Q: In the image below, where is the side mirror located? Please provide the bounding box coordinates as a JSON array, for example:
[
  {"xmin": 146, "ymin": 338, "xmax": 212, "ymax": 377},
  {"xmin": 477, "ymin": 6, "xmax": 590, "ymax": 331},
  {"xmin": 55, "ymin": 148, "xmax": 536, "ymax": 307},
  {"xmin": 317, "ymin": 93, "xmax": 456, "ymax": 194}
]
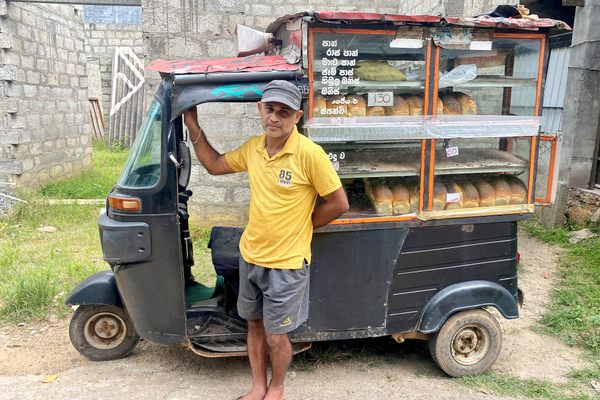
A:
[{"xmin": 177, "ymin": 140, "xmax": 192, "ymax": 188}]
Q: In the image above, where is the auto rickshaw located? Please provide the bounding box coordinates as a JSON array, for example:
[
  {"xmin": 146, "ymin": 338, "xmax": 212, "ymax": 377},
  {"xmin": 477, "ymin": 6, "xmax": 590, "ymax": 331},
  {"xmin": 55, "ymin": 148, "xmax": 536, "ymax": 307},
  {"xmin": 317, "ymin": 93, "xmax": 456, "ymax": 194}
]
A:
[{"xmin": 66, "ymin": 10, "xmax": 569, "ymax": 377}]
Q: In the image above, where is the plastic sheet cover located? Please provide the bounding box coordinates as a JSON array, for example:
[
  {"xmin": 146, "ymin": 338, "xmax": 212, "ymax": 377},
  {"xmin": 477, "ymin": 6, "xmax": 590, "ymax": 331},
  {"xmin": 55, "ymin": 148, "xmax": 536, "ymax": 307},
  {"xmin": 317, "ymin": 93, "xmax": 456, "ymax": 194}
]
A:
[{"xmin": 306, "ymin": 115, "xmax": 540, "ymax": 142}]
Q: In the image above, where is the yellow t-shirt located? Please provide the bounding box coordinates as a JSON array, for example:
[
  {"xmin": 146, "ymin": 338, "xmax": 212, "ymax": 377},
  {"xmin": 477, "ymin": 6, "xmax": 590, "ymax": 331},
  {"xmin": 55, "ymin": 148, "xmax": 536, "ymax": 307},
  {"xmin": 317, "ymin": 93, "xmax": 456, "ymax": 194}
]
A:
[{"xmin": 224, "ymin": 126, "xmax": 341, "ymax": 269}]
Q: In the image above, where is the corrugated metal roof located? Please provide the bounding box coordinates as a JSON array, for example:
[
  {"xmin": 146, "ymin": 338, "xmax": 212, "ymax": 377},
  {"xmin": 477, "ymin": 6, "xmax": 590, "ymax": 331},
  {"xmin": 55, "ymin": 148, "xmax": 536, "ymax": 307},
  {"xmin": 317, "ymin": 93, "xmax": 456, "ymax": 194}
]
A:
[
  {"xmin": 267, "ymin": 11, "xmax": 572, "ymax": 33},
  {"xmin": 543, "ymin": 46, "xmax": 570, "ymax": 108}
]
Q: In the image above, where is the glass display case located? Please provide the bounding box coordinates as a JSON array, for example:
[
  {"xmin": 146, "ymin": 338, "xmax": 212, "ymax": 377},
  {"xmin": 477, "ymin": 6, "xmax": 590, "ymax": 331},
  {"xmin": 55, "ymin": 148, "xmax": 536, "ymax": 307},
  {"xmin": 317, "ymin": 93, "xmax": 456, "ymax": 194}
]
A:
[{"xmin": 305, "ymin": 26, "xmax": 549, "ymax": 223}]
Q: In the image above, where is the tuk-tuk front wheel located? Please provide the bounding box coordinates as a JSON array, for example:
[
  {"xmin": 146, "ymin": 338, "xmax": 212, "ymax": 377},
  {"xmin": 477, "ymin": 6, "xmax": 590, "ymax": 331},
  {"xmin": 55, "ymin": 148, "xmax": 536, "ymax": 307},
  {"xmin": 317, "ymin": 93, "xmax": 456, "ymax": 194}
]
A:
[
  {"xmin": 428, "ymin": 309, "xmax": 502, "ymax": 378},
  {"xmin": 69, "ymin": 304, "xmax": 140, "ymax": 361}
]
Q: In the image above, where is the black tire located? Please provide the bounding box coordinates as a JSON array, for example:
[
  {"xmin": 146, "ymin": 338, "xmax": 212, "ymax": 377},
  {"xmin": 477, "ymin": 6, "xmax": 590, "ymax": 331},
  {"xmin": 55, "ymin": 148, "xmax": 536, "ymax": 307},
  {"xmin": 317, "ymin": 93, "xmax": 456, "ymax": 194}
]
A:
[
  {"xmin": 69, "ymin": 304, "xmax": 140, "ymax": 361},
  {"xmin": 428, "ymin": 309, "xmax": 502, "ymax": 378}
]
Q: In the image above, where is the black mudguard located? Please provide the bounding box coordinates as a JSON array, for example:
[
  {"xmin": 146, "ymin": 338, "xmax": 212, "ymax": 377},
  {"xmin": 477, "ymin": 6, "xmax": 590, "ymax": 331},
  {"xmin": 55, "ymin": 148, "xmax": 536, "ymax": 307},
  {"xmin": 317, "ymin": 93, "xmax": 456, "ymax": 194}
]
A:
[
  {"xmin": 65, "ymin": 270, "xmax": 123, "ymax": 308},
  {"xmin": 418, "ymin": 280, "xmax": 519, "ymax": 333}
]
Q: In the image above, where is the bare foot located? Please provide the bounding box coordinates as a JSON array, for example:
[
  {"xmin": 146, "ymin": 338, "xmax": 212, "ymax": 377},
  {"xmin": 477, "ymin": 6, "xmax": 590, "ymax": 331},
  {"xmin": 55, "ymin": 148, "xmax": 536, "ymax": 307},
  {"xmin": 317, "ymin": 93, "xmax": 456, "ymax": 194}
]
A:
[
  {"xmin": 238, "ymin": 389, "xmax": 266, "ymax": 400},
  {"xmin": 263, "ymin": 385, "xmax": 285, "ymax": 400}
]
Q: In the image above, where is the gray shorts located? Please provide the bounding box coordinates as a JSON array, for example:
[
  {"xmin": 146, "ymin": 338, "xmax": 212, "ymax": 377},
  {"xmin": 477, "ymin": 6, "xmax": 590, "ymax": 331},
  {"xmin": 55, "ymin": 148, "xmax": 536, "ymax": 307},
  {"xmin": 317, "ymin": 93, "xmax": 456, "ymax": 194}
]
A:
[{"xmin": 237, "ymin": 257, "xmax": 310, "ymax": 334}]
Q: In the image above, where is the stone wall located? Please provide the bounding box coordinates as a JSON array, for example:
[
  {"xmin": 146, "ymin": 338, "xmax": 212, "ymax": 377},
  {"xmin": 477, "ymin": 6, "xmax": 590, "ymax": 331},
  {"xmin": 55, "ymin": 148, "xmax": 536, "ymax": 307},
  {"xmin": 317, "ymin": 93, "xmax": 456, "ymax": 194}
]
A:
[
  {"xmin": 142, "ymin": 0, "xmax": 509, "ymax": 225},
  {"xmin": 566, "ymin": 188, "xmax": 600, "ymax": 226},
  {"xmin": 0, "ymin": 1, "xmax": 91, "ymax": 185},
  {"xmin": 83, "ymin": 23, "xmax": 144, "ymax": 125}
]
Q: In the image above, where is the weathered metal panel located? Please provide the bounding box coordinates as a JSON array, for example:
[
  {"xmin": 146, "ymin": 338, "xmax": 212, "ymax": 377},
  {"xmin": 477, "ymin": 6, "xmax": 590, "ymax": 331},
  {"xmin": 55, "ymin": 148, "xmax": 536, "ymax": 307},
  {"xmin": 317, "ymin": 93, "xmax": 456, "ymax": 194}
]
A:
[
  {"xmin": 541, "ymin": 107, "xmax": 563, "ymax": 133},
  {"xmin": 543, "ymin": 46, "xmax": 570, "ymax": 108}
]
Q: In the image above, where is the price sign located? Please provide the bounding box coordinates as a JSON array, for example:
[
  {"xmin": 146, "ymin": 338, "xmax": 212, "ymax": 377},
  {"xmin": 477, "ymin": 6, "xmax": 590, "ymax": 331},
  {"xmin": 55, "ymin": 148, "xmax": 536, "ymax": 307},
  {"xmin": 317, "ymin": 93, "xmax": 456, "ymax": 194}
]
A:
[
  {"xmin": 445, "ymin": 146, "xmax": 459, "ymax": 158},
  {"xmin": 367, "ymin": 92, "xmax": 394, "ymax": 107}
]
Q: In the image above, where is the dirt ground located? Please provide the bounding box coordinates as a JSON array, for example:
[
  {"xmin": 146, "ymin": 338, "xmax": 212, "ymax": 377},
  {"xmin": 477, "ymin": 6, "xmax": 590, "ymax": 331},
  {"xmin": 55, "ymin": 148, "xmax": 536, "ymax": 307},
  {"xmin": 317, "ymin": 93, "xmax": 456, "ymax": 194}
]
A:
[{"xmin": 0, "ymin": 233, "xmax": 592, "ymax": 399}]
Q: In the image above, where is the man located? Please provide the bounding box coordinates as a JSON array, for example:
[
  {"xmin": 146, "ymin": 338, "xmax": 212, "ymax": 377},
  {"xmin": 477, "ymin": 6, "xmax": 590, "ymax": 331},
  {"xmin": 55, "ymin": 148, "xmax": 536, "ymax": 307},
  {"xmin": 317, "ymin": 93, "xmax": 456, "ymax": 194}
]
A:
[{"xmin": 183, "ymin": 80, "xmax": 349, "ymax": 400}]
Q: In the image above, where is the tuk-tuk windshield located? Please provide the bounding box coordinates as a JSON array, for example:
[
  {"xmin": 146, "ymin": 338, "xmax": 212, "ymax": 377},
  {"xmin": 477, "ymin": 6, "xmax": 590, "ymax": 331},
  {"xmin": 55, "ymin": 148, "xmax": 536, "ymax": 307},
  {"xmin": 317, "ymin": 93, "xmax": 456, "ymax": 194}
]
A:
[{"xmin": 117, "ymin": 101, "xmax": 162, "ymax": 189}]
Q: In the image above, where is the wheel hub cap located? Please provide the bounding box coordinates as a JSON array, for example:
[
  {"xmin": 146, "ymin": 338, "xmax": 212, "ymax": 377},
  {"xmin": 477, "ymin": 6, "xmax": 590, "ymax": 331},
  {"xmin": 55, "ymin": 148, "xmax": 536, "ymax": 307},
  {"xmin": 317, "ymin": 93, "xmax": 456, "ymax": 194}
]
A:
[
  {"xmin": 450, "ymin": 324, "xmax": 490, "ymax": 366},
  {"xmin": 453, "ymin": 328, "xmax": 479, "ymax": 354},
  {"xmin": 83, "ymin": 312, "xmax": 128, "ymax": 350}
]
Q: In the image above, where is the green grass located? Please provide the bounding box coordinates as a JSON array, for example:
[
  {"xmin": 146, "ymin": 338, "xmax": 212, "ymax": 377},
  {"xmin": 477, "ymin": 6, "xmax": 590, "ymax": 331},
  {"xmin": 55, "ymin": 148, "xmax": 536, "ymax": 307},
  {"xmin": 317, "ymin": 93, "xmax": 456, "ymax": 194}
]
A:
[
  {"xmin": 461, "ymin": 373, "xmax": 593, "ymax": 400},
  {"xmin": 0, "ymin": 140, "xmax": 218, "ymax": 321},
  {"xmin": 38, "ymin": 140, "xmax": 129, "ymax": 199},
  {"xmin": 190, "ymin": 226, "xmax": 217, "ymax": 286}
]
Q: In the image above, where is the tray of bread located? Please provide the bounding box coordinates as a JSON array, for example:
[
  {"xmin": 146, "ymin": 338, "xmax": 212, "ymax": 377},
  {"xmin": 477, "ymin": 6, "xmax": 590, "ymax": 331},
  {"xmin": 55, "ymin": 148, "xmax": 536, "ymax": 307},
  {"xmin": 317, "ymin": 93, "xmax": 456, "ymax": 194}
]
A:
[{"xmin": 342, "ymin": 174, "xmax": 529, "ymax": 219}]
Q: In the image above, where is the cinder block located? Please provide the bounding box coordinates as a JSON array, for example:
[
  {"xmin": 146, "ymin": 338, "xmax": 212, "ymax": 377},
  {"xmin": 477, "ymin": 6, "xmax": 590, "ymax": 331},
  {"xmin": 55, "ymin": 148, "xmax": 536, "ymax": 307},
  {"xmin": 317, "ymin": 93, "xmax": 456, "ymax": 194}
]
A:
[
  {"xmin": 0, "ymin": 160, "xmax": 23, "ymax": 174},
  {"xmin": 205, "ymin": 0, "xmax": 244, "ymax": 14},
  {"xmin": 0, "ymin": 99, "xmax": 17, "ymax": 113},
  {"xmin": 23, "ymin": 84, "xmax": 37, "ymax": 98},
  {"xmin": 251, "ymin": 4, "xmax": 273, "ymax": 15},
  {"xmin": 0, "ymin": 33, "xmax": 12, "ymax": 49},
  {"xmin": 0, "ymin": 129, "xmax": 29, "ymax": 144}
]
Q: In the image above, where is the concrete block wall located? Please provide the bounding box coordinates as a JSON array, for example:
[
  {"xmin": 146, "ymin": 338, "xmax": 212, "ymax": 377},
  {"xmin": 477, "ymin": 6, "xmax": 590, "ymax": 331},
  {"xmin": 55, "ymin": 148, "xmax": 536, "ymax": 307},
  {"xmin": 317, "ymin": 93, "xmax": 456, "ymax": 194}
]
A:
[
  {"xmin": 83, "ymin": 23, "xmax": 144, "ymax": 124},
  {"xmin": 0, "ymin": 1, "xmax": 91, "ymax": 185},
  {"xmin": 142, "ymin": 0, "xmax": 510, "ymax": 225}
]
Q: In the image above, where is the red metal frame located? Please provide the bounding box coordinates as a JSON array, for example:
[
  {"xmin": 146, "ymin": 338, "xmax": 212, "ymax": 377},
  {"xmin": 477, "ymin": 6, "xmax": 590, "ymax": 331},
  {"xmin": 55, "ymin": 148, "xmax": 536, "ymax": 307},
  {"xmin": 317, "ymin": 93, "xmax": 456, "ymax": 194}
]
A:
[{"xmin": 535, "ymin": 135, "xmax": 559, "ymax": 204}]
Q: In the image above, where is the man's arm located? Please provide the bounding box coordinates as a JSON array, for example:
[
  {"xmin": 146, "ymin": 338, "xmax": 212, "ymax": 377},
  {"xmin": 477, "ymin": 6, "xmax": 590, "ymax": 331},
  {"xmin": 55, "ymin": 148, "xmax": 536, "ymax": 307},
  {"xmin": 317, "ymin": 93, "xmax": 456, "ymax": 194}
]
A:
[
  {"xmin": 183, "ymin": 107, "xmax": 234, "ymax": 175},
  {"xmin": 312, "ymin": 187, "xmax": 349, "ymax": 228}
]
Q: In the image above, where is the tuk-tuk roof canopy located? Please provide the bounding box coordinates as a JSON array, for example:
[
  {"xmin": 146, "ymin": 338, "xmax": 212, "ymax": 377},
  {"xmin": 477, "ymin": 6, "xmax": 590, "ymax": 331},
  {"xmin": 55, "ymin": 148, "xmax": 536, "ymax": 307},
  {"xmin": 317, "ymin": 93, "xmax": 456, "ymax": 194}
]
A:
[
  {"xmin": 267, "ymin": 11, "xmax": 572, "ymax": 33},
  {"xmin": 148, "ymin": 55, "xmax": 299, "ymax": 75}
]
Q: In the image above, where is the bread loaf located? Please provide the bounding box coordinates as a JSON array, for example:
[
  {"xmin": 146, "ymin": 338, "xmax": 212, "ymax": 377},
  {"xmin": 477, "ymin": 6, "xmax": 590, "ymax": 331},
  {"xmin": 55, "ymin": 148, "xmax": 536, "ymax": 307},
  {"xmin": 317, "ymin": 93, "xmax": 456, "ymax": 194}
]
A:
[
  {"xmin": 453, "ymin": 92, "xmax": 477, "ymax": 115},
  {"xmin": 474, "ymin": 179, "xmax": 496, "ymax": 207},
  {"xmin": 507, "ymin": 176, "xmax": 527, "ymax": 205},
  {"xmin": 405, "ymin": 95, "xmax": 424, "ymax": 115},
  {"xmin": 490, "ymin": 176, "xmax": 511, "ymax": 206},
  {"xmin": 385, "ymin": 96, "xmax": 410, "ymax": 116},
  {"xmin": 441, "ymin": 94, "xmax": 461, "ymax": 115},
  {"xmin": 433, "ymin": 181, "xmax": 447, "ymax": 210},
  {"xmin": 313, "ymin": 95, "xmax": 327, "ymax": 117},
  {"xmin": 436, "ymin": 97, "xmax": 444, "ymax": 116},
  {"xmin": 366, "ymin": 106, "xmax": 386, "ymax": 117},
  {"xmin": 326, "ymin": 96, "xmax": 347, "ymax": 117},
  {"xmin": 444, "ymin": 181, "xmax": 463, "ymax": 209},
  {"xmin": 458, "ymin": 181, "xmax": 480, "ymax": 208},
  {"xmin": 390, "ymin": 181, "xmax": 410, "ymax": 215},
  {"xmin": 365, "ymin": 179, "xmax": 393, "ymax": 215},
  {"xmin": 346, "ymin": 95, "xmax": 367, "ymax": 117},
  {"xmin": 407, "ymin": 182, "xmax": 420, "ymax": 213}
]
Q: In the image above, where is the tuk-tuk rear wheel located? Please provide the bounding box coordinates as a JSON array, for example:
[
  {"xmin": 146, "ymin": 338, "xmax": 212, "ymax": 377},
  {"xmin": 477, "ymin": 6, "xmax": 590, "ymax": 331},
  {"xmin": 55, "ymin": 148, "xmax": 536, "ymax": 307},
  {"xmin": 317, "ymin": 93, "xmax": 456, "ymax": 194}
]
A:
[
  {"xmin": 428, "ymin": 309, "xmax": 502, "ymax": 378},
  {"xmin": 69, "ymin": 304, "xmax": 140, "ymax": 361}
]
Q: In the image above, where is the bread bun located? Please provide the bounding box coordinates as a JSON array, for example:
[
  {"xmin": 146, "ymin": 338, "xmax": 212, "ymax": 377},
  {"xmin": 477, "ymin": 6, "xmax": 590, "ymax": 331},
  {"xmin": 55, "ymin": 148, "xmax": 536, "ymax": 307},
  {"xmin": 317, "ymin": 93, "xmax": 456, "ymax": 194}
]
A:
[
  {"xmin": 433, "ymin": 181, "xmax": 447, "ymax": 211},
  {"xmin": 490, "ymin": 176, "xmax": 511, "ymax": 206},
  {"xmin": 405, "ymin": 95, "xmax": 424, "ymax": 115},
  {"xmin": 313, "ymin": 95, "xmax": 327, "ymax": 117},
  {"xmin": 440, "ymin": 94, "xmax": 461, "ymax": 115},
  {"xmin": 365, "ymin": 179, "xmax": 393, "ymax": 215},
  {"xmin": 444, "ymin": 181, "xmax": 463, "ymax": 209},
  {"xmin": 366, "ymin": 106, "xmax": 386, "ymax": 117},
  {"xmin": 453, "ymin": 92, "xmax": 477, "ymax": 115},
  {"xmin": 385, "ymin": 96, "xmax": 410, "ymax": 116},
  {"xmin": 346, "ymin": 95, "xmax": 367, "ymax": 117},
  {"xmin": 474, "ymin": 179, "xmax": 496, "ymax": 207},
  {"xmin": 458, "ymin": 181, "xmax": 480, "ymax": 208},
  {"xmin": 390, "ymin": 181, "xmax": 410, "ymax": 215}
]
